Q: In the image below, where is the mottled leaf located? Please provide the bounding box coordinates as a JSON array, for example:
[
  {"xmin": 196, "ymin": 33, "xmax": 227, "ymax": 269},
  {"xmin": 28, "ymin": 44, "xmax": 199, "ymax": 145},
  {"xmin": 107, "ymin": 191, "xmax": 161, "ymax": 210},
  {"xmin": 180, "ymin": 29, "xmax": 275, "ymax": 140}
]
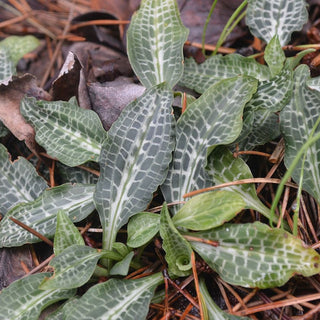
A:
[
  {"xmin": 0, "ymin": 184, "xmax": 95, "ymax": 247},
  {"xmin": 235, "ymin": 64, "xmax": 293, "ymax": 150},
  {"xmin": 20, "ymin": 97, "xmax": 107, "ymax": 166},
  {"xmin": 199, "ymin": 278, "xmax": 250, "ymax": 320},
  {"xmin": 54, "ymin": 210, "xmax": 85, "ymax": 256},
  {"xmin": 0, "ymin": 35, "xmax": 40, "ymax": 66},
  {"xmin": 94, "ymin": 83, "xmax": 175, "ymax": 251},
  {"xmin": 280, "ymin": 65, "xmax": 320, "ymax": 203},
  {"xmin": 173, "ymin": 190, "xmax": 245, "ymax": 230},
  {"xmin": 160, "ymin": 203, "xmax": 192, "ymax": 276},
  {"xmin": 206, "ymin": 146, "xmax": 273, "ymax": 220},
  {"xmin": 127, "ymin": 212, "xmax": 160, "ymax": 248},
  {"xmin": 264, "ymin": 35, "xmax": 285, "ymax": 76},
  {"xmin": 64, "ymin": 273, "xmax": 163, "ymax": 320},
  {"xmin": 0, "ymin": 143, "xmax": 47, "ymax": 215},
  {"xmin": 190, "ymin": 222, "xmax": 320, "ymax": 288},
  {"xmin": 109, "ymin": 251, "xmax": 134, "ymax": 276},
  {"xmin": 246, "ymin": 0, "xmax": 308, "ymax": 45},
  {"xmin": 0, "ymin": 273, "xmax": 75, "ymax": 320},
  {"xmin": 40, "ymin": 245, "xmax": 106, "ymax": 290},
  {"xmin": 127, "ymin": 0, "xmax": 188, "ymax": 88},
  {"xmin": 161, "ymin": 77, "xmax": 258, "ymax": 211},
  {"xmin": 180, "ymin": 54, "xmax": 270, "ymax": 94},
  {"xmin": 307, "ymin": 76, "xmax": 320, "ymax": 93},
  {"xmin": 0, "ymin": 35, "xmax": 40, "ymax": 85}
]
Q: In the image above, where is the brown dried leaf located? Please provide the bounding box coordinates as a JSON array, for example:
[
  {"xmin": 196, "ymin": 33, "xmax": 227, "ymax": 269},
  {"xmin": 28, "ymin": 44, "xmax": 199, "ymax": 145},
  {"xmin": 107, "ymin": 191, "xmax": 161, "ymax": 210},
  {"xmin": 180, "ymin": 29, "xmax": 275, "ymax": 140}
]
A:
[{"xmin": 0, "ymin": 74, "xmax": 50, "ymax": 153}]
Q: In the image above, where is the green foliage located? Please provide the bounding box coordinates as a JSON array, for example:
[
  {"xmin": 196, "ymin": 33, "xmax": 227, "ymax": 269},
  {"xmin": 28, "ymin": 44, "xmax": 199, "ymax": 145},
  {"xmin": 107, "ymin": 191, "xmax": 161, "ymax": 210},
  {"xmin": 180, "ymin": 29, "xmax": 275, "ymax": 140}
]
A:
[
  {"xmin": 1, "ymin": 1, "xmax": 320, "ymax": 319},
  {"xmin": 190, "ymin": 222, "xmax": 320, "ymax": 288},
  {"xmin": 20, "ymin": 97, "xmax": 107, "ymax": 166},
  {"xmin": 160, "ymin": 203, "xmax": 193, "ymax": 276}
]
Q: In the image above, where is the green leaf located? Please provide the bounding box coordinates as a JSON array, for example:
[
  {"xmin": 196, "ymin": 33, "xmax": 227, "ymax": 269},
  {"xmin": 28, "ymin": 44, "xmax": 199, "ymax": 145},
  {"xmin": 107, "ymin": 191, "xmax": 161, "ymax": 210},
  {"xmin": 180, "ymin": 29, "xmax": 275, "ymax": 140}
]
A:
[
  {"xmin": 0, "ymin": 46, "xmax": 15, "ymax": 84},
  {"xmin": 199, "ymin": 278, "xmax": 250, "ymax": 320},
  {"xmin": 109, "ymin": 251, "xmax": 134, "ymax": 276},
  {"xmin": 64, "ymin": 273, "xmax": 163, "ymax": 320},
  {"xmin": 112, "ymin": 242, "xmax": 131, "ymax": 257},
  {"xmin": 0, "ymin": 35, "xmax": 40, "ymax": 66},
  {"xmin": 189, "ymin": 222, "xmax": 320, "ymax": 288},
  {"xmin": 0, "ymin": 143, "xmax": 47, "ymax": 215},
  {"xmin": 173, "ymin": 190, "xmax": 245, "ymax": 230},
  {"xmin": 40, "ymin": 245, "xmax": 105, "ymax": 290},
  {"xmin": 206, "ymin": 146, "xmax": 272, "ymax": 220},
  {"xmin": 54, "ymin": 209, "xmax": 85, "ymax": 256},
  {"xmin": 235, "ymin": 64, "xmax": 293, "ymax": 150},
  {"xmin": 0, "ymin": 183, "xmax": 95, "ymax": 247},
  {"xmin": 127, "ymin": 0, "xmax": 188, "ymax": 88},
  {"xmin": 160, "ymin": 203, "xmax": 192, "ymax": 276},
  {"xmin": 0, "ymin": 272, "xmax": 75, "ymax": 320},
  {"xmin": 180, "ymin": 54, "xmax": 270, "ymax": 94},
  {"xmin": 56, "ymin": 162, "xmax": 99, "ymax": 184},
  {"xmin": 127, "ymin": 212, "xmax": 160, "ymax": 248},
  {"xmin": 0, "ymin": 35, "xmax": 40, "ymax": 84},
  {"xmin": 280, "ymin": 65, "xmax": 320, "ymax": 203},
  {"xmin": 20, "ymin": 97, "xmax": 107, "ymax": 166},
  {"xmin": 246, "ymin": 0, "xmax": 308, "ymax": 46},
  {"xmin": 307, "ymin": 76, "xmax": 320, "ymax": 92},
  {"xmin": 94, "ymin": 83, "xmax": 175, "ymax": 251},
  {"xmin": 161, "ymin": 77, "xmax": 258, "ymax": 211},
  {"xmin": 264, "ymin": 35, "xmax": 285, "ymax": 76}
]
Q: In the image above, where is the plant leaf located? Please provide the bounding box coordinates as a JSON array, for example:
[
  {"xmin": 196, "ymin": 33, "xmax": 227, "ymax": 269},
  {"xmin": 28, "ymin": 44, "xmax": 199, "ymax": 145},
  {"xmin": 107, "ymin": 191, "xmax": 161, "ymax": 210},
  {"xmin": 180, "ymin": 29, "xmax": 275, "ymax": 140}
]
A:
[
  {"xmin": 189, "ymin": 222, "xmax": 320, "ymax": 288},
  {"xmin": 173, "ymin": 190, "xmax": 245, "ymax": 230},
  {"xmin": 199, "ymin": 278, "xmax": 250, "ymax": 320},
  {"xmin": 180, "ymin": 54, "xmax": 270, "ymax": 94},
  {"xmin": 161, "ymin": 77, "xmax": 258, "ymax": 211},
  {"xmin": 280, "ymin": 65, "xmax": 320, "ymax": 203},
  {"xmin": 206, "ymin": 146, "xmax": 272, "ymax": 220},
  {"xmin": 109, "ymin": 251, "xmax": 134, "ymax": 276},
  {"xmin": 54, "ymin": 209, "xmax": 85, "ymax": 256},
  {"xmin": 94, "ymin": 83, "xmax": 175, "ymax": 251},
  {"xmin": 0, "ymin": 272, "xmax": 75, "ymax": 320},
  {"xmin": 264, "ymin": 35, "xmax": 286, "ymax": 77},
  {"xmin": 0, "ymin": 35, "xmax": 40, "ymax": 66},
  {"xmin": 0, "ymin": 35, "xmax": 40, "ymax": 84},
  {"xmin": 64, "ymin": 273, "xmax": 163, "ymax": 320},
  {"xmin": 0, "ymin": 183, "xmax": 95, "ymax": 247},
  {"xmin": 20, "ymin": 97, "xmax": 107, "ymax": 166},
  {"xmin": 246, "ymin": 0, "xmax": 308, "ymax": 46},
  {"xmin": 127, "ymin": 0, "xmax": 188, "ymax": 89},
  {"xmin": 0, "ymin": 143, "xmax": 47, "ymax": 215},
  {"xmin": 127, "ymin": 212, "xmax": 160, "ymax": 248},
  {"xmin": 234, "ymin": 64, "xmax": 293, "ymax": 150},
  {"xmin": 160, "ymin": 203, "xmax": 192, "ymax": 276},
  {"xmin": 40, "ymin": 245, "xmax": 105, "ymax": 290}
]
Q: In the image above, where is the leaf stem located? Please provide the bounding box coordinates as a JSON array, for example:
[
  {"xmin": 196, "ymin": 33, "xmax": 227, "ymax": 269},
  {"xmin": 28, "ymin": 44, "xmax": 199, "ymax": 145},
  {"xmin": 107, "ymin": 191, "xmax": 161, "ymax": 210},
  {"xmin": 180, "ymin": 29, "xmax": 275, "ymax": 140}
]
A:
[
  {"xmin": 212, "ymin": 0, "xmax": 248, "ymax": 56},
  {"xmin": 201, "ymin": 0, "xmax": 219, "ymax": 55}
]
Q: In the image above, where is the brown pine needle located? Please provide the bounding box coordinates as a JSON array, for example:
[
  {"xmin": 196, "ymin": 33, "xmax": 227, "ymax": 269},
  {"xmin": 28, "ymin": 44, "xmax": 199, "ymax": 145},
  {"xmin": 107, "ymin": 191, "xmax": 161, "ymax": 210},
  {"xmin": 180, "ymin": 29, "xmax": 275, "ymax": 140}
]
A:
[
  {"xmin": 191, "ymin": 252, "xmax": 205, "ymax": 320},
  {"xmin": 183, "ymin": 178, "xmax": 298, "ymax": 198},
  {"xmin": 9, "ymin": 217, "xmax": 54, "ymax": 247},
  {"xmin": 233, "ymin": 292, "xmax": 320, "ymax": 317},
  {"xmin": 183, "ymin": 235, "xmax": 219, "ymax": 247},
  {"xmin": 69, "ymin": 19, "xmax": 130, "ymax": 31}
]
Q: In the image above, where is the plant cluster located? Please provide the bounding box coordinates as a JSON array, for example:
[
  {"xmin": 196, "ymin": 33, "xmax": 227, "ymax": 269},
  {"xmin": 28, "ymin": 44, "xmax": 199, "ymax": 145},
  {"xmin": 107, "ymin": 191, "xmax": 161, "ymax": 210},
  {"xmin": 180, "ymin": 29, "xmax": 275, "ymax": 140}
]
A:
[{"xmin": 0, "ymin": 0, "xmax": 320, "ymax": 319}]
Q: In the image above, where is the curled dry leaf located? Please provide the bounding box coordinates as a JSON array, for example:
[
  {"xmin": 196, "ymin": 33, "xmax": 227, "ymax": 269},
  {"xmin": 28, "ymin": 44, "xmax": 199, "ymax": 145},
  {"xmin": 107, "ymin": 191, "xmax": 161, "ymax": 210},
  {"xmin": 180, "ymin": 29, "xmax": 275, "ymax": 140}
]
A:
[{"xmin": 0, "ymin": 74, "xmax": 51, "ymax": 153}]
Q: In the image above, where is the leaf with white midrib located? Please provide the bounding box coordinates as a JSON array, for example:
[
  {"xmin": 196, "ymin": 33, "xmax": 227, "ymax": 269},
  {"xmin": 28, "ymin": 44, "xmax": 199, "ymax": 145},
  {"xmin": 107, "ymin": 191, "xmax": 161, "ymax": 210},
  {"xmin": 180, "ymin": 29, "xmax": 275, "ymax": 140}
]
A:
[
  {"xmin": 161, "ymin": 76, "xmax": 258, "ymax": 212},
  {"xmin": 127, "ymin": 0, "xmax": 188, "ymax": 89},
  {"xmin": 0, "ymin": 183, "xmax": 95, "ymax": 247},
  {"xmin": 0, "ymin": 272, "xmax": 75, "ymax": 320},
  {"xmin": 246, "ymin": 0, "xmax": 308, "ymax": 46},
  {"xmin": 179, "ymin": 54, "xmax": 270, "ymax": 94},
  {"xmin": 20, "ymin": 97, "xmax": 107, "ymax": 167},
  {"xmin": 64, "ymin": 273, "xmax": 163, "ymax": 320},
  {"xmin": 0, "ymin": 143, "xmax": 47, "ymax": 215},
  {"xmin": 280, "ymin": 65, "xmax": 320, "ymax": 203},
  {"xmin": 189, "ymin": 222, "xmax": 320, "ymax": 288},
  {"xmin": 94, "ymin": 83, "xmax": 175, "ymax": 251}
]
